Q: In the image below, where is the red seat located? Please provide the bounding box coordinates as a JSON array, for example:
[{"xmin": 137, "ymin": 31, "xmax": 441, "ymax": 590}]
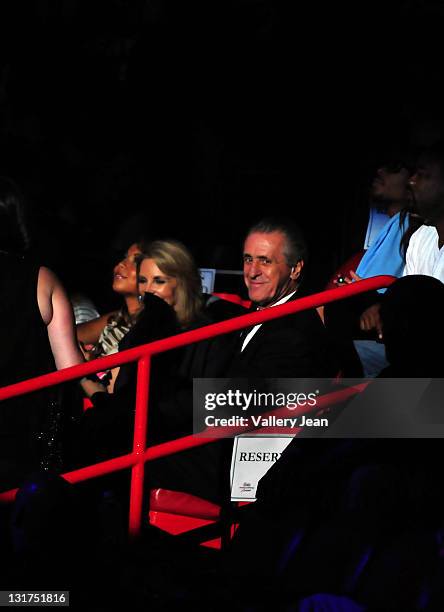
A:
[
  {"xmin": 149, "ymin": 488, "xmax": 223, "ymax": 549},
  {"xmin": 149, "ymin": 488, "xmax": 221, "ymax": 520}
]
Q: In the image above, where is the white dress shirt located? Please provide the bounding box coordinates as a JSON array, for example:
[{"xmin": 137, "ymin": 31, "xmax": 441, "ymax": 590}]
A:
[{"xmin": 241, "ymin": 291, "xmax": 297, "ymax": 352}]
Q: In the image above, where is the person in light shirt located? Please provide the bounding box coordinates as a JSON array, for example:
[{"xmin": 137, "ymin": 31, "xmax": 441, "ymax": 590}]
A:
[
  {"xmin": 348, "ymin": 141, "xmax": 444, "ymax": 345},
  {"xmin": 404, "ymin": 139, "xmax": 444, "ymax": 282}
]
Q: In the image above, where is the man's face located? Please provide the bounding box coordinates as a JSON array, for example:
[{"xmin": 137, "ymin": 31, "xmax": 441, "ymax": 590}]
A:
[
  {"xmin": 370, "ymin": 165, "xmax": 411, "ymax": 207},
  {"xmin": 243, "ymin": 231, "xmax": 302, "ymax": 307},
  {"xmin": 409, "ymin": 159, "xmax": 444, "ymax": 223}
]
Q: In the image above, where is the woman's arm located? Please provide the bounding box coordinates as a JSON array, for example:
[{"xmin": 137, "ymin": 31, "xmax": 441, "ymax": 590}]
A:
[
  {"xmin": 38, "ymin": 267, "xmax": 106, "ymax": 395},
  {"xmin": 76, "ymin": 312, "xmax": 117, "ymax": 345},
  {"xmin": 38, "ymin": 266, "xmax": 85, "ymax": 369}
]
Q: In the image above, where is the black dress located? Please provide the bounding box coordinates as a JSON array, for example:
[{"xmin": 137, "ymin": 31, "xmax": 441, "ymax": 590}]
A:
[
  {"xmin": 77, "ymin": 294, "xmax": 234, "ymax": 504},
  {"xmin": 75, "ymin": 292, "xmax": 181, "ymax": 463},
  {"xmin": 0, "ymin": 253, "xmax": 58, "ymax": 491}
]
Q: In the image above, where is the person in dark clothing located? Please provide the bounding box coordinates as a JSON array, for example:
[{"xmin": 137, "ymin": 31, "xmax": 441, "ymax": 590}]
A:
[
  {"xmin": 77, "ymin": 239, "xmax": 233, "ymax": 505},
  {"xmin": 224, "ymin": 275, "xmax": 444, "ymax": 609},
  {"xmin": 0, "ymin": 178, "xmax": 95, "ymax": 594},
  {"xmin": 79, "ymin": 239, "xmax": 220, "ymax": 449},
  {"xmin": 0, "ymin": 177, "xmax": 86, "ymax": 492},
  {"xmin": 76, "ymin": 291, "xmax": 181, "ymax": 461},
  {"xmin": 379, "ymin": 274, "xmax": 444, "ymax": 377},
  {"xmin": 227, "ymin": 217, "xmax": 333, "ymax": 378}
]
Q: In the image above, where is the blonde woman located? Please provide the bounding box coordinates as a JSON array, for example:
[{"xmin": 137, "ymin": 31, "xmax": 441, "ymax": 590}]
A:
[{"xmin": 137, "ymin": 239, "xmax": 205, "ymax": 330}]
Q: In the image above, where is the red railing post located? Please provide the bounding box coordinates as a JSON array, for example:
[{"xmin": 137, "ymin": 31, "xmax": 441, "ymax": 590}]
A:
[{"xmin": 128, "ymin": 354, "xmax": 151, "ymax": 538}]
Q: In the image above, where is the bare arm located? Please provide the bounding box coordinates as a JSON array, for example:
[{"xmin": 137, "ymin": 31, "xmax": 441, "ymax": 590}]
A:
[
  {"xmin": 38, "ymin": 267, "xmax": 85, "ymax": 369},
  {"xmin": 37, "ymin": 267, "xmax": 105, "ymax": 394},
  {"xmin": 359, "ymin": 303, "xmax": 382, "ymax": 339},
  {"xmin": 77, "ymin": 312, "xmax": 117, "ymax": 345},
  {"xmin": 333, "ymin": 270, "xmax": 383, "ymax": 338}
]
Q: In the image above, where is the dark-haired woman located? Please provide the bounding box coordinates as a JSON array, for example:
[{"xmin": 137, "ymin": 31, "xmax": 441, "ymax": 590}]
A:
[
  {"xmin": 77, "ymin": 244, "xmax": 143, "ymax": 356},
  {"xmin": 76, "ymin": 243, "xmax": 145, "ymax": 389},
  {"xmin": 0, "ymin": 177, "xmax": 87, "ymax": 490}
]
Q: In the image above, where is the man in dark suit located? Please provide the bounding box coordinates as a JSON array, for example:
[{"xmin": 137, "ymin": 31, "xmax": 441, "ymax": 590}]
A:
[
  {"xmin": 226, "ymin": 275, "xmax": 444, "ymax": 607},
  {"xmin": 139, "ymin": 220, "xmax": 331, "ymax": 505},
  {"xmin": 227, "ymin": 217, "xmax": 332, "ymax": 378}
]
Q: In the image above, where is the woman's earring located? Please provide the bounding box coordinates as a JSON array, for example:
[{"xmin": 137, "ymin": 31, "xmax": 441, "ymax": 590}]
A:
[{"xmin": 138, "ymin": 293, "xmax": 144, "ymax": 304}]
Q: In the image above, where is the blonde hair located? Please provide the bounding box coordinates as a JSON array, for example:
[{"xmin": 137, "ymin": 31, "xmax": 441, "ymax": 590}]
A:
[{"xmin": 139, "ymin": 239, "xmax": 204, "ymax": 327}]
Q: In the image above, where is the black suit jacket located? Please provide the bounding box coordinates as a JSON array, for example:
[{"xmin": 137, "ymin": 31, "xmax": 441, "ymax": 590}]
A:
[{"xmin": 227, "ymin": 295, "xmax": 334, "ymax": 378}]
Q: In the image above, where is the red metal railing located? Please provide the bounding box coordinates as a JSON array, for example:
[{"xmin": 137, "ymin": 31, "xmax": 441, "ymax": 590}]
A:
[{"xmin": 0, "ymin": 276, "xmax": 396, "ymax": 537}]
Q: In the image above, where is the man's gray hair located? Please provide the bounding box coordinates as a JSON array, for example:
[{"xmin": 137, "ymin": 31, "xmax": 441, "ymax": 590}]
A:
[{"xmin": 246, "ymin": 217, "xmax": 308, "ymax": 266}]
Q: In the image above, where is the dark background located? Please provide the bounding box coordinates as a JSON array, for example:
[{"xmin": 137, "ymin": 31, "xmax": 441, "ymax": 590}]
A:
[{"xmin": 1, "ymin": 0, "xmax": 443, "ymax": 308}]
